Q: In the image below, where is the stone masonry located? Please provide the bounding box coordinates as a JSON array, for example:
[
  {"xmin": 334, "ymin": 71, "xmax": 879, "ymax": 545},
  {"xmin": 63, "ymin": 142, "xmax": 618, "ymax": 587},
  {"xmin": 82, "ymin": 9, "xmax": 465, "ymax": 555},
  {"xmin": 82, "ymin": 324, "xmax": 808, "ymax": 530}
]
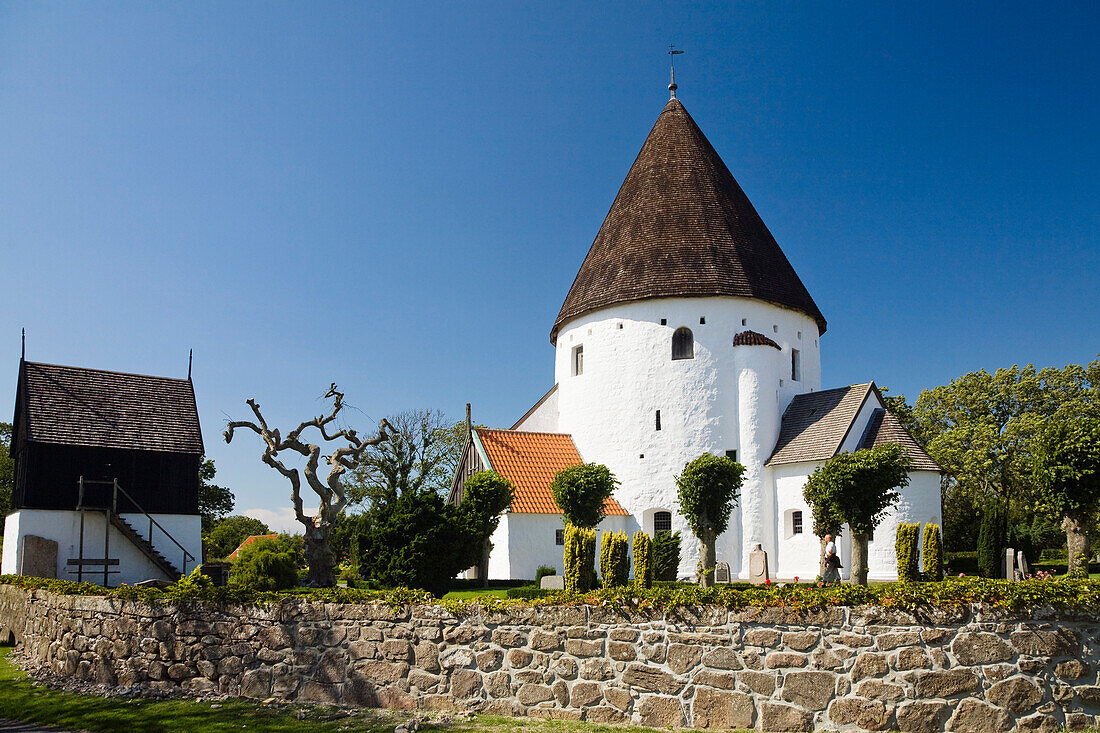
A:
[{"xmin": 1, "ymin": 584, "xmax": 1099, "ymax": 731}]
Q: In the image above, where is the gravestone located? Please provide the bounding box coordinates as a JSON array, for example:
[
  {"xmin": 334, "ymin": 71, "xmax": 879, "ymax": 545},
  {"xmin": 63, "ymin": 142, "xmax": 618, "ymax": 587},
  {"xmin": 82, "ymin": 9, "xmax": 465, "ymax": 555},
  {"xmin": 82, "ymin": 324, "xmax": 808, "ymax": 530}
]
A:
[
  {"xmin": 714, "ymin": 562, "xmax": 731, "ymax": 584},
  {"xmin": 1016, "ymin": 550, "xmax": 1030, "ymax": 579},
  {"xmin": 540, "ymin": 574, "xmax": 565, "ymax": 590},
  {"xmin": 748, "ymin": 544, "xmax": 770, "ymax": 584},
  {"xmin": 19, "ymin": 535, "xmax": 58, "ymax": 579},
  {"xmin": 1004, "ymin": 547, "xmax": 1016, "ymax": 581}
]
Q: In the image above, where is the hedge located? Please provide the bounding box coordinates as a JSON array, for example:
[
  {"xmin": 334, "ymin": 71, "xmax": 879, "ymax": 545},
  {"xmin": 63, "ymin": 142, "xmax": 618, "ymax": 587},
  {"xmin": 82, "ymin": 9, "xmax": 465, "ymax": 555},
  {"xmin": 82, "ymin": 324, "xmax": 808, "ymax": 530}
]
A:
[
  {"xmin": 923, "ymin": 524, "xmax": 944, "ymax": 581},
  {"xmin": 4, "ymin": 573, "xmax": 1100, "ymax": 614},
  {"xmin": 895, "ymin": 522, "xmax": 920, "ymax": 583}
]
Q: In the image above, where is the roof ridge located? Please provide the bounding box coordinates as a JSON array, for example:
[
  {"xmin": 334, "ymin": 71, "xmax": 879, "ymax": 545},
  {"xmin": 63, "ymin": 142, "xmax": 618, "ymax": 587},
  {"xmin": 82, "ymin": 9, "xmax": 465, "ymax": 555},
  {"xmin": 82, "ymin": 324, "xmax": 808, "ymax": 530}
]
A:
[
  {"xmin": 24, "ymin": 360, "xmax": 191, "ymax": 383},
  {"xmin": 477, "ymin": 427, "xmax": 575, "ymax": 438}
]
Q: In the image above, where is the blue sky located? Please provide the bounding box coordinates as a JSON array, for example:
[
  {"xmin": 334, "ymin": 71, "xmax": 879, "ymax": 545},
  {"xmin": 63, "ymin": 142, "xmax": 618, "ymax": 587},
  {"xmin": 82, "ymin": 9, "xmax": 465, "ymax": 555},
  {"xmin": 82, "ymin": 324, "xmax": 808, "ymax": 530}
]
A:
[{"xmin": 2, "ymin": 3, "xmax": 1097, "ymax": 530}]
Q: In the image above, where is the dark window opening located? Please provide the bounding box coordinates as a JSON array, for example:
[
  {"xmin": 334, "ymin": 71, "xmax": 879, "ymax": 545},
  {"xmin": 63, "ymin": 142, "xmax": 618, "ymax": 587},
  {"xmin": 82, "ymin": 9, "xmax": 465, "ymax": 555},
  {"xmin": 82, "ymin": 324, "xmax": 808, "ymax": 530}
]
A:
[
  {"xmin": 660, "ymin": 318, "xmax": 667, "ymax": 326},
  {"xmin": 572, "ymin": 345, "xmax": 583, "ymax": 376},
  {"xmin": 791, "ymin": 349, "xmax": 801, "ymax": 381},
  {"xmin": 792, "ymin": 511, "xmax": 803, "ymax": 535},
  {"xmin": 555, "ymin": 529, "xmax": 565, "ymax": 546},
  {"xmin": 699, "ymin": 316, "xmax": 706, "ymax": 324},
  {"xmin": 655, "ymin": 410, "xmax": 661, "ymax": 431},
  {"xmin": 672, "ymin": 327, "xmax": 694, "ymax": 360},
  {"xmin": 725, "ymin": 449, "xmax": 737, "ymax": 462},
  {"xmin": 654, "ymin": 511, "xmax": 672, "ymax": 533}
]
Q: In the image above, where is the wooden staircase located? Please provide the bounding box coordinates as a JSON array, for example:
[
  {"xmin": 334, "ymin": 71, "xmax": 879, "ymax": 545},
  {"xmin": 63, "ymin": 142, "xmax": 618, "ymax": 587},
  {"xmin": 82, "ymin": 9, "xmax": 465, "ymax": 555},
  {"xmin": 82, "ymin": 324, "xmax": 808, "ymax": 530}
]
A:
[{"xmin": 108, "ymin": 513, "xmax": 182, "ymax": 580}]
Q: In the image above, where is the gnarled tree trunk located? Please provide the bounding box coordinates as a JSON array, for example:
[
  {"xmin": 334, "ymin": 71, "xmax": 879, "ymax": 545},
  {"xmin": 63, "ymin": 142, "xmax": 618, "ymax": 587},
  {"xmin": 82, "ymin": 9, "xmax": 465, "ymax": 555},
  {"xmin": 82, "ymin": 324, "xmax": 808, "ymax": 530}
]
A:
[
  {"xmin": 850, "ymin": 532, "xmax": 869, "ymax": 586},
  {"xmin": 1064, "ymin": 513, "xmax": 1091, "ymax": 578}
]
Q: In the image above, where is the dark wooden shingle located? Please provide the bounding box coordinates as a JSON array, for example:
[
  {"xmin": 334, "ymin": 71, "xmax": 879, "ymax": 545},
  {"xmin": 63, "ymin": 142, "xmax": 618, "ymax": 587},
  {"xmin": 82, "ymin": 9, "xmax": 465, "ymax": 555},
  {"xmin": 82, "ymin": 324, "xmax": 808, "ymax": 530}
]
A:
[
  {"xmin": 552, "ymin": 98, "xmax": 826, "ymax": 344},
  {"xmin": 20, "ymin": 361, "xmax": 203, "ymax": 454}
]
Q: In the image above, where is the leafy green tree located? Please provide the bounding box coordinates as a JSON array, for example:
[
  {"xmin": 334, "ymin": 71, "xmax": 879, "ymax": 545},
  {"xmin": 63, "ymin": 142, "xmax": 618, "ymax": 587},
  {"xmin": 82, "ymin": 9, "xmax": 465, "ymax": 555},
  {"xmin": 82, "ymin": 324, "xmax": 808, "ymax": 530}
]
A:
[
  {"xmin": 550, "ymin": 463, "xmax": 619, "ymax": 529},
  {"xmin": 675, "ymin": 453, "xmax": 744, "ymax": 587},
  {"xmin": 198, "ymin": 457, "xmax": 235, "ymax": 534},
  {"xmin": 0, "ymin": 423, "xmax": 13, "ymax": 536},
  {"xmin": 652, "ymin": 530, "xmax": 681, "ymax": 581},
  {"xmin": 1031, "ymin": 417, "xmax": 1100, "ymax": 577},
  {"xmin": 459, "ymin": 471, "xmax": 514, "ymax": 585},
  {"xmin": 913, "ymin": 360, "xmax": 1100, "ymax": 551},
  {"xmin": 204, "ymin": 515, "xmax": 271, "ymax": 560},
  {"xmin": 357, "ymin": 471, "xmax": 512, "ymax": 597},
  {"xmin": 801, "ymin": 444, "xmax": 911, "ymax": 585},
  {"xmin": 348, "ymin": 411, "xmax": 478, "ymax": 506},
  {"xmin": 879, "ymin": 387, "xmax": 920, "ymax": 437},
  {"xmin": 229, "ymin": 534, "xmax": 304, "ymax": 591}
]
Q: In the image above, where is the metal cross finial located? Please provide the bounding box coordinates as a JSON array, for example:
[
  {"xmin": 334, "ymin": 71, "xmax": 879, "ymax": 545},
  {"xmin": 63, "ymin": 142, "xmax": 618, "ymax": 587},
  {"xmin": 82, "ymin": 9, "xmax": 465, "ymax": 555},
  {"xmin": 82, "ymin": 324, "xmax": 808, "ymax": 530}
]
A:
[{"xmin": 668, "ymin": 44, "xmax": 684, "ymax": 99}]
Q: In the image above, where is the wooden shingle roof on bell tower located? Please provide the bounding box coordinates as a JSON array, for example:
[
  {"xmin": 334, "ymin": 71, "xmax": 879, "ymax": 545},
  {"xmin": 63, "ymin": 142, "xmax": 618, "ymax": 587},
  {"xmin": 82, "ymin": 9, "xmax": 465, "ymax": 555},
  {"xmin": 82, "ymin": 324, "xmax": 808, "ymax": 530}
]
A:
[{"xmin": 552, "ymin": 98, "xmax": 826, "ymax": 344}]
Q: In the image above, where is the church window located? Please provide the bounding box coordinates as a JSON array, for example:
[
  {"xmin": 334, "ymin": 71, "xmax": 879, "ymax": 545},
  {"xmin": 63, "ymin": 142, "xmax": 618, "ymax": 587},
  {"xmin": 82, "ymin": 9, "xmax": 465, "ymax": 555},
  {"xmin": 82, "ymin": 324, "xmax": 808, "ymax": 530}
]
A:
[
  {"xmin": 773, "ymin": 324, "xmax": 779, "ymax": 333},
  {"xmin": 556, "ymin": 529, "xmax": 565, "ymax": 546},
  {"xmin": 572, "ymin": 345, "xmax": 583, "ymax": 376},
  {"xmin": 660, "ymin": 318, "xmax": 667, "ymax": 326},
  {"xmin": 654, "ymin": 511, "xmax": 672, "ymax": 533},
  {"xmin": 792, "ymin": 510, "xmax": 803, "ymax": 535},
  {"xmin": 699, "ymin": 316, "xmax": 706, "ymax": 324},
  {"xmin": 672, "ymin": 327, "xmax": 694, "ymax": 360},
  {"xmin": 797, "ymin": 331, "xmax": 802, "ymax": 340},
  {"xmin": 618, "ymin": 323, "xmax": 623, "ymax": 329},
  {"xmin": 725, "ymin": 449, "xmax": 737, "ymax": 462},
  {"xmin": 655, "ymin": 410, "xmax": 661, "ymax": 431},
  {"xmin": 741, "ymin": 318, "xmax": 747, "ymax": 326},
  {"xmin": 791, "ymin": 349, "xmax": 801, "ymax": 381}
]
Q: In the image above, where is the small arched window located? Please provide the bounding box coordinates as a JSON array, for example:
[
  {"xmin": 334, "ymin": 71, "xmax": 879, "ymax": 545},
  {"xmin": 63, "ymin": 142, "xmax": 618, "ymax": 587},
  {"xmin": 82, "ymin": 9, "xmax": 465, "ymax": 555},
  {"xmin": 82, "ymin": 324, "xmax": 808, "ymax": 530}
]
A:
[
  {"xmin": 654, "ymin": 511, "xmax": 673, "ymax": 534},
  {"xmin": 672, "ymin": 327, "xmax": 694, "ymax": 360}
]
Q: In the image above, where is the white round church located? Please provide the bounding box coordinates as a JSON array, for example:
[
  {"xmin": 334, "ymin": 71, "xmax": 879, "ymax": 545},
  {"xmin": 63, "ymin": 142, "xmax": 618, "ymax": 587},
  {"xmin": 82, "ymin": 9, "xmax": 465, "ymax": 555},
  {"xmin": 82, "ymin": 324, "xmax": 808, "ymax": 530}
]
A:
[{"xmin": 451, "ymin": 93, "xmax": 942, "ymax": 582}]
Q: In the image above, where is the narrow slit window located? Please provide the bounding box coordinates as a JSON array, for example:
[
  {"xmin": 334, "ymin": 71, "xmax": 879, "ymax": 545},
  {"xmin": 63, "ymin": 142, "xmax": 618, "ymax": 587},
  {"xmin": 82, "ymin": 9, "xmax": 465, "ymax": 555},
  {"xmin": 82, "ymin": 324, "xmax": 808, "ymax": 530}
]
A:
[
  {"xmin": 791, "ymin": 348, "xmax": 801, "ymax": 381},
  {"xmin": 555, "ymin": 529, "xmax": 565, "ymax": 546},
  {"xmin": 792, "ymin": 511, "xmax": 803, "ymax": 535},
  {"xmin": 654, "ymin": 511, "xmax": 672, "ymax": 533},
  {"xmin": 672, "ymin": 327, "xmax": 694, "ymax": 360},
  {"xmin": 572, "ymin": 345, "xmax": 583, "ymax": 376},
  {"xmin": 655, "ymin": 410, "xmax": 662, "ymax": 431},
  {"xmin": 699, "ymin": 316, "xmax": 706, "ymax": 324}
]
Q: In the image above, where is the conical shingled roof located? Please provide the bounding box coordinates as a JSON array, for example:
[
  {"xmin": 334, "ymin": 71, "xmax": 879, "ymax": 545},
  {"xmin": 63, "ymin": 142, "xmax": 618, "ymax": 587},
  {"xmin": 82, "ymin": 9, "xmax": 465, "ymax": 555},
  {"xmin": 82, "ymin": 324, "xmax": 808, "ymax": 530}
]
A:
[{"xmin": 551, "ymin": 98, "xmax": 826, "ymax": 344}]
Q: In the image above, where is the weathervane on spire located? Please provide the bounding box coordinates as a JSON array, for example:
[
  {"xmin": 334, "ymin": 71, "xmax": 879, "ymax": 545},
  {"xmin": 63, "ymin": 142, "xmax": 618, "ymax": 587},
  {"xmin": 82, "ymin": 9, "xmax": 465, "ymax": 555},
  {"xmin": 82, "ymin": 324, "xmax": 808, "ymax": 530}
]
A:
[{"xmin": 668, "ymin": 44, "xmax": 684, "ymax": 99}]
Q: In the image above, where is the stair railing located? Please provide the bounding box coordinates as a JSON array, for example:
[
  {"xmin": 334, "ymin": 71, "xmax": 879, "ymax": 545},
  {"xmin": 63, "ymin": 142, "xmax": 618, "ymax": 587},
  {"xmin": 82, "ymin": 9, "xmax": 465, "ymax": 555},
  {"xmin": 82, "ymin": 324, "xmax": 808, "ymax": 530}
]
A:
[{"xmin": 109, "ymin": 479, "xmax": 196, "ymax": 576}]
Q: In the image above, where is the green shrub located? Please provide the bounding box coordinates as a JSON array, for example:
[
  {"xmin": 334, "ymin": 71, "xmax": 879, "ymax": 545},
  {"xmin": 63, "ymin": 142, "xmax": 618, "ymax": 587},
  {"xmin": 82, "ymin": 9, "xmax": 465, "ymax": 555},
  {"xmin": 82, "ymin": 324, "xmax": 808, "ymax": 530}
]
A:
[
  {"xmin": 653, "ymin": 530, "xmax": 682, "ymax": 581},
  {"xmin": 505, "ymin": 585, "xmax": 551, "ymax": 600},
  {"xmin": 895, "ymin": 522, "xmax": 920, "ymax": 582},
  {"xmin": 563, "ymin": 524, "xmax": 597, "ymax": 593},
  {"xmin": 978, "ymin": 505, "xmax": 1005, "ymax": 578},
  {"xmin": 632, "ymin": 531, "xmax": 653, "ymax": 588},
  {"xmin": 599, "ymin": 531, "xmax": 629, "ymax": 588},
  {"xmin": 535, "ymin": 565, "xmax": 556, "ymax": 585},
  {"xmin": 923, "ymin": 524, "xmax": 944, "ymax": 580},
  {"xmin": 229, "ymin": 534, "xmax": 303, "ymax": 591},
  {"xmin": 945, "ymin": 550, "xmax": 979, "ymax": 576}
]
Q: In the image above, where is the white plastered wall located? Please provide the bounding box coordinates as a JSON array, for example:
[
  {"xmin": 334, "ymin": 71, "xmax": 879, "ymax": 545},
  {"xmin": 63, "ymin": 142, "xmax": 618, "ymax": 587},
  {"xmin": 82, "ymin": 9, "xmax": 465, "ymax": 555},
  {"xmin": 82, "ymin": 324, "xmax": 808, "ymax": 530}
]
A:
[
  {"xmin": 0, "ymin": 509, "xmax": 202, "ymax": 586},
  {"xmin": 553, "ymin": 296, "xmax": 822, "ymax": 578},
  {"xmin": 512, "ymin": 388, "xmax": 560, "ymax": 433},
  {"xmin": 486, "ymin": 512, "xmax": 636, "ymax": 580}
]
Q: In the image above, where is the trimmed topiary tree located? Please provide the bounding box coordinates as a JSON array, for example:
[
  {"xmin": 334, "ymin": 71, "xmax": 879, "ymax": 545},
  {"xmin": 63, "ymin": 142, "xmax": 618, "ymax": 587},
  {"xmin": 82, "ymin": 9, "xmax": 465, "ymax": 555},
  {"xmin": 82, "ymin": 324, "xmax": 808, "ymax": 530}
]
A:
[
  {"xmin": 977, "ymin": 505, "xmax": 1004, "ymax": 578},
  {"xmin": 676, "ymin": 453, "xmax": 745, "ymax": 587},
  {"xmin": 563, "ymin": 524, "xmax": 597, "ymax": 592},
  {"xmin": 922, "ymin": 523, "xmax": 944, "ymax": 580},
  {"xmin": 653, "ymin": 530, "xmax": 681, "ymax": 581},
  {"xmin": 800, "ymin": 444, "xmax": 911, "ymax": 585},
  {"xmin": 895, "ymin": 522, "xmax": 920, "ymax": 583},
  {"xmin": 632, "ymin": 531, "xmax": 653, "ymax": 588},
  {"xmin": 600, "ymin": 531, "xmax": 629, "ymax": 588}
]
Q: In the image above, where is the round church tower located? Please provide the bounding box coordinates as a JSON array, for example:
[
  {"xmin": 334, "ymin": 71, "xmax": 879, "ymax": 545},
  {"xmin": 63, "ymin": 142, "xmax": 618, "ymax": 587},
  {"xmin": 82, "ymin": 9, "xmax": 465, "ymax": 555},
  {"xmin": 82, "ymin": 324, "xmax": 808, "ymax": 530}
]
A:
[{"xmin": 551, "ymin": 96, "xmax": 826, "ymax": 578}]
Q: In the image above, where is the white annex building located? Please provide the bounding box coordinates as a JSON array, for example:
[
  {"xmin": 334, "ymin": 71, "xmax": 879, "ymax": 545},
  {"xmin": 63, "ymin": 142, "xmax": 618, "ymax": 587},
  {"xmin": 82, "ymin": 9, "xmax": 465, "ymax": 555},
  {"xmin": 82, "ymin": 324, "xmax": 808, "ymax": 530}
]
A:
[{"xmin": 452, "ymin": 91, "xmax": 942, "ymax": 582}]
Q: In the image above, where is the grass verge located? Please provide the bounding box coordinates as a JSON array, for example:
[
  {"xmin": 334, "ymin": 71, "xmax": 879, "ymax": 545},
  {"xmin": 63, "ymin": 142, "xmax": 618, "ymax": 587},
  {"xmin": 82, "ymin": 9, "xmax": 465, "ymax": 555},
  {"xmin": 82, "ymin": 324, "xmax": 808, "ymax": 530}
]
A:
[{"xmin": 0, "ymin": 646, "xmax": 725, "ymax": 733}]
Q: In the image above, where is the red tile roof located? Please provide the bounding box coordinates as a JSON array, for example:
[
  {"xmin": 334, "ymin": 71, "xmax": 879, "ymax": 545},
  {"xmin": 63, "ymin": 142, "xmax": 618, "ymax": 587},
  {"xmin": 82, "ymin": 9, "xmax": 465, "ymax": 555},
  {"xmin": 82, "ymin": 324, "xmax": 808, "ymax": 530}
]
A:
[
  {"xmin": 227, "ymin": 534, "xmax": 279, "ymax": 560},
  {"xmin": 475, "ymin": 429, "xmax": 629, "ymax": 516},
  {"xmin": 732, "ymin": 330, "xmax": 781, "ymax": 349}
]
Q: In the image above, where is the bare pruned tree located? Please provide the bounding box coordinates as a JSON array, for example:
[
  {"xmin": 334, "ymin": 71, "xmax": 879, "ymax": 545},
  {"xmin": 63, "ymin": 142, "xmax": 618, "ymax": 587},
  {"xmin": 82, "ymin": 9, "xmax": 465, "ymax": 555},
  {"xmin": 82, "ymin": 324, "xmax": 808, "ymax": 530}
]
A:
[{"xmin": 224, "ymin": 383, "xmax": 390, "ymax": 587}]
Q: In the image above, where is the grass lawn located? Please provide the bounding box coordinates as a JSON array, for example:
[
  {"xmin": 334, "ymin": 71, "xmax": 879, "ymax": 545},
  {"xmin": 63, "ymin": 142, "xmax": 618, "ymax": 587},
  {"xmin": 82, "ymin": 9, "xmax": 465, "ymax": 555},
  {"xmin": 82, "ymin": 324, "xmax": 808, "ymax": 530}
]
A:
[
  {"xmin": 0, "ymin": 645, "xmax": 705, "ymax": 733},
  {"xmin": 441, "ymin": 588, "xmax": 510, "ymax": 600}
]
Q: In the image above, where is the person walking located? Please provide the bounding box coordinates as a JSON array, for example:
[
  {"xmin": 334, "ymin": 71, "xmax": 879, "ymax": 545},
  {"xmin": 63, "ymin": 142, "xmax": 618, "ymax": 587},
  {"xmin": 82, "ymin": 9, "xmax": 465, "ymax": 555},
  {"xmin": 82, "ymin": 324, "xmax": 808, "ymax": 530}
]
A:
[{"xmin": 823, "ymin": 534, "xmax": 842, "ymax": 585}]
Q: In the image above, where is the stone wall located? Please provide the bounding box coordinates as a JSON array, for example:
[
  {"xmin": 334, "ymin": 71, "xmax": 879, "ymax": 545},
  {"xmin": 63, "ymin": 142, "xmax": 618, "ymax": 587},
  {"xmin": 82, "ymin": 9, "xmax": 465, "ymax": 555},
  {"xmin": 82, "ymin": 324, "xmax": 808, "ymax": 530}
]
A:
[{"xmin": 1, "ymin": 584, "xmax": 1099, "ymax": 732}]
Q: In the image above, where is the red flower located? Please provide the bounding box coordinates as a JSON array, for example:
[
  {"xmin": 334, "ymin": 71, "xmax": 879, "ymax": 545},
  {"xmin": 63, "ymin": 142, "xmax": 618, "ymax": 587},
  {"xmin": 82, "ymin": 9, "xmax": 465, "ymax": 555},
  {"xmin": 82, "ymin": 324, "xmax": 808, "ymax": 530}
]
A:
[
  {"xmin": 793, "ymin": 576, "xmax": 799, "ymax": 583},
  {"xmin": 765, "ymin": 579, "xmax": 772, "ymax": 586}
]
